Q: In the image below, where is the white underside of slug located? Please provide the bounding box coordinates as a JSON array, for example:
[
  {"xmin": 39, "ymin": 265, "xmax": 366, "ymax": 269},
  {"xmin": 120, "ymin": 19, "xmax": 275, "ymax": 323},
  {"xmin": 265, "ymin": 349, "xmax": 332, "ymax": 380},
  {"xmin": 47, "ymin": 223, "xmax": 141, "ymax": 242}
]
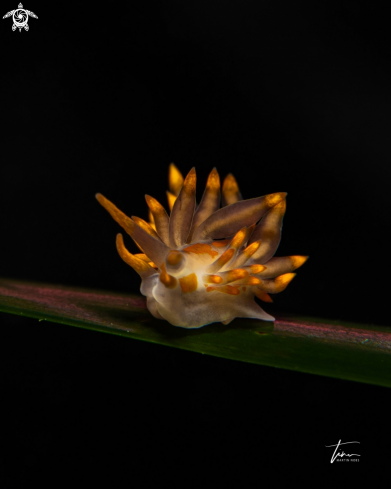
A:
[
  {"xmin": 97, "ymin": 164, "xmax": 308, "ymax": 328},
  {"xmin": 144, "ymin": 242, "xmax": 275, "ymax": 328}
]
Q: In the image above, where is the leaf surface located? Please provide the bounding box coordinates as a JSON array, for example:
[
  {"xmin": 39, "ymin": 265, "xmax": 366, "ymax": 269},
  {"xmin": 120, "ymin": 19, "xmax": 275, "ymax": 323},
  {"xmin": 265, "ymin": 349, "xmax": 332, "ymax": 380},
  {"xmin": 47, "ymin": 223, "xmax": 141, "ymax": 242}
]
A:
[{"xmin": 1, "ymin": 278, "xmax": 390, "ymax": 387}]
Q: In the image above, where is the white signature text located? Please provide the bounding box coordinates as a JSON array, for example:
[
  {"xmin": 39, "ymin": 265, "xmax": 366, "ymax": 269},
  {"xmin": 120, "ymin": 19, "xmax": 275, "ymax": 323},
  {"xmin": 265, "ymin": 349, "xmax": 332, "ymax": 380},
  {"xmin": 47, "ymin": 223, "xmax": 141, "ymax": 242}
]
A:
[{"xmin": 325, "ymin": 440, "xmax": 360, "ymax": 463}]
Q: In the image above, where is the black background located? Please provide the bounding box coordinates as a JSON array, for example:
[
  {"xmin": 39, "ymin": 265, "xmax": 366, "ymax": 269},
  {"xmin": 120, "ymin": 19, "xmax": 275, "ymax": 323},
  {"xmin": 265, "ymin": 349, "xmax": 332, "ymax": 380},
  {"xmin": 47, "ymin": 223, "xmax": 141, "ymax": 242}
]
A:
[{"xmin": 1, "ymin": 1, "xmax": 390, "ymax": 486}]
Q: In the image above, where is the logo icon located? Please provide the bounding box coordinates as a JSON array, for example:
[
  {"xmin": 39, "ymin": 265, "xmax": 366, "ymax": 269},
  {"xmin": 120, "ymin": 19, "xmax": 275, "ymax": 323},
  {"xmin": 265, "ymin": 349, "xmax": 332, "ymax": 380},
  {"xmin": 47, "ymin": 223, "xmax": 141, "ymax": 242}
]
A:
[{"xmin": 3, "ymin": 3, "xmax": 38, "ymax": 32}]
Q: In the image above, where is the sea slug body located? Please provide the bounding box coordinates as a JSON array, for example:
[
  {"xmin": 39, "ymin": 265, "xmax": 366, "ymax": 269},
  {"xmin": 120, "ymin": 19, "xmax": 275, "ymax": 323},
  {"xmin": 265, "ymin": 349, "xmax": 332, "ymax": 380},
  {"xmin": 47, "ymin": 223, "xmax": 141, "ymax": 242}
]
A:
[{"xmin": 96, "ymin": 164, "xmax": 308, "ymax": 328}]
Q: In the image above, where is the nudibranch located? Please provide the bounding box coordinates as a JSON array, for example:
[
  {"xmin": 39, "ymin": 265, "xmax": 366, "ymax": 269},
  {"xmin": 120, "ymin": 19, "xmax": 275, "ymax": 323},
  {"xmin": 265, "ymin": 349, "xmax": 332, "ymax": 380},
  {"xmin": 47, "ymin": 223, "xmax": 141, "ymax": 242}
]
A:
[{"xmin": 96, "ymin": 164, "xmax": 308, "ymax": 328}]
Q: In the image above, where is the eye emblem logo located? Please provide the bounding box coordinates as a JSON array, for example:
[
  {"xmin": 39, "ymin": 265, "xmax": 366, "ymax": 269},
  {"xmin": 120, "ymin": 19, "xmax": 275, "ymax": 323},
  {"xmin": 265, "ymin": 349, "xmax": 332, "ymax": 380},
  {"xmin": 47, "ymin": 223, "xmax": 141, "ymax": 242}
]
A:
[{"xmin": 3, "ymin": 3, "xmax": 38, "ymax": 32}]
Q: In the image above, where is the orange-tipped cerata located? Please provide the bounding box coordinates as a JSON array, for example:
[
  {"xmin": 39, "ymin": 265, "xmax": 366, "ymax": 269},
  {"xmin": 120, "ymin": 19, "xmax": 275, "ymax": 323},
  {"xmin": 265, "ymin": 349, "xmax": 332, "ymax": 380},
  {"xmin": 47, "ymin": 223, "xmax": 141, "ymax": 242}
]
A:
[{"xmin": 96, "ymin": 163, "xmax": 307, "ymax": 328}]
